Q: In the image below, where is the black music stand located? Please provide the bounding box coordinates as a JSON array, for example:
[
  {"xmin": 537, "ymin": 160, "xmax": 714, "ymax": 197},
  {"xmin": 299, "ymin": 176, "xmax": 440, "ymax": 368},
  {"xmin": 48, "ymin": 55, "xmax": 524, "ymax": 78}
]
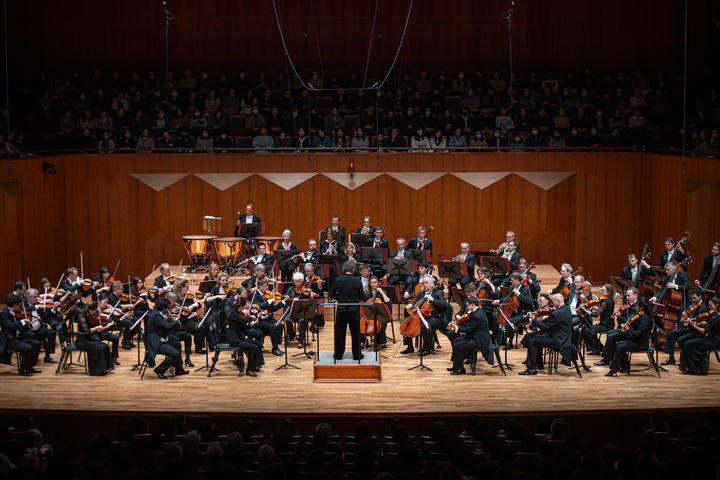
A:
[
  {"xmin": 495, "ymin": 303, "xmax": 516, "ymax": 371},
  {"xmin": 193, "ymin": 309, "xmax": 214, "ymax": 372},
  {"xmin": 360, "ymin": 301, "xmax": 392, "ymax": 362},
  {"xmin": 199, "ymin": 280, "xmax": 216, "ymax": 294},
  {"xmin": 409, "ymin": 249, "xmax": 430, "ymax": 263},
  {"xmin": 290, "ymin": 298, "xmax": 319, "ymax": 360},
  {"xmin": 407, "ymin": 310, "xmax": 433, "ymax": 372},
  {"xmin": 387, "ymin": 259, "xmax": 411, "ymax": 277},
  {"xmin": 610, "ymin": 277, "xmax": 632, "ymax": 297},
  {"xmin": 350, "ymin": 233, "xmax": 371, "ymax": 247},
  {"xmin": 278, "ymin": 299, "xmax": 317, "ymax": 366},
  {"xmin": 238, "ymin": 223, "xmax": 261, "ymax": 265},
  {"xmin": 481, "ymin": 256, "xmax": 510, "ymax": 278},
  {"xmin": 275, "ymin": 249, "xmax": 298, "ymax": 277},
  {"xmin": 451, "ymin": 287, "xmax": 468, "ymax": 306},
  {"xmin": 380, "ymin": 285, "xmax": 402, "ymax": 343},
  {"xmin": 129, "ymin": 311, "xmax": 149, "ymax": 371},
  {"xmin": 320, "ymin": 254, "xmax": 340, "ymax": 282},
  {"xmin": 438, "ymin": 261, "xmax": 465, "ymax": 284},
  {"xmin": 360, "ymin": 247, "xmax": 384, "ymax": 265}
]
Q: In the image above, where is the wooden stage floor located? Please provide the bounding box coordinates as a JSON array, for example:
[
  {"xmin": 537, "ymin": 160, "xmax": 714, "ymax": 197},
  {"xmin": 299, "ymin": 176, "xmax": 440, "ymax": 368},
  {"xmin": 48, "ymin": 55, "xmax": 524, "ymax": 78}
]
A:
[{"xmin": 2, "ymin": 264, "xmax": 718, "ymax": 418}]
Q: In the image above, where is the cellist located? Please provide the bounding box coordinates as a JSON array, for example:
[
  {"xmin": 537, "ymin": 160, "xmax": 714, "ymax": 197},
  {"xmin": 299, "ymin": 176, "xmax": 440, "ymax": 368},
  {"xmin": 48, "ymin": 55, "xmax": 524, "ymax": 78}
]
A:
[
  {"xmin": 491, "ymin": 272, "xmax": 533, "ymax": 347},
  {"xmin": 360, "ymin": 275, "xmax": 391, "ymax": 349},
  {"xmin": 402, "ymin": 275, "xmax": 449, "ymax": 356}
]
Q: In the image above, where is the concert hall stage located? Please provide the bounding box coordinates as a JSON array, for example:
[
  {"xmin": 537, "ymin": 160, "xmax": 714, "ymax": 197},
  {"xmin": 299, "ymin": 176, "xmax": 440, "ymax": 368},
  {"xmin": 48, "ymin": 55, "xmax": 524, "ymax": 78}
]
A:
[{"xmin": 1, "ymin": 264, "xmax": 719, "ymax": 420}]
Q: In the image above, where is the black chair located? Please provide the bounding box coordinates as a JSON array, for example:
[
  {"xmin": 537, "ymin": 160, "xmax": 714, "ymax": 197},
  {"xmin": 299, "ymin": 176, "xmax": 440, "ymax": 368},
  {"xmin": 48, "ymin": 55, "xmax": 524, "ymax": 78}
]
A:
[
  {"xmin": 55, "ymin": 342, "xmax": 88, "ymax": 375},
  {"xmin": 138, "ymin": 329, "xmax": 174, "ymax": 380},
  {"xmin": 470, "ymin": 343, "xmax": 506, "ymax": 375},
  {"xmin": 548, "ymin": 345, "xmax": 582, "ymax": 377},
  {"xmin": 207, "ymin": 322, "xmax": 243, "ymax": 377},
  {"xmin": 627, "ymin": 347, "xmax": 661, "ymax": 377},
  {"xmin": 3, "ymin": 350, "xmax": 23, "ymax": 375},
  {"xmin": 703, "ymin": 349, "xmax": 720, "ymax": 374}
]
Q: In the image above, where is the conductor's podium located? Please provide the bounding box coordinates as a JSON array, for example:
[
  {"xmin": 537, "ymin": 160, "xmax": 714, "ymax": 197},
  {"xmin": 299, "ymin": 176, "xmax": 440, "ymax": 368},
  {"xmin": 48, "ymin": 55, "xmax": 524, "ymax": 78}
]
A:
[{"xmin": 313, "ymin": 352, "xmax": 382, "ymax": 382}]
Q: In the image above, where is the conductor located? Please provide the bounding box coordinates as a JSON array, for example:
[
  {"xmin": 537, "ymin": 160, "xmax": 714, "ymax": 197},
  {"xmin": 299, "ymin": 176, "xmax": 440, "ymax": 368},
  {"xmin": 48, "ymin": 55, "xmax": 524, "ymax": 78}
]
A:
[{"xmin": 330, "ymin": 261, "xmax": 365, "ymax": 360}]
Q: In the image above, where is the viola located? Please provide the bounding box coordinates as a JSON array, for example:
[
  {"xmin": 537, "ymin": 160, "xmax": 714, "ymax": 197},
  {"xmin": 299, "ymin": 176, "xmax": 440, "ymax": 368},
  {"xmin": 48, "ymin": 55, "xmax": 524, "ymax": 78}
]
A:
[
  {"xmin": 14, "ymin": 310, "xmax": 32, "ymax": 321},
  {"xmin": 187, "ymin": 291, "xmax": 205, "ymax": 301},
  {"xmin": 685, "ymin": 311, "xmax": 710, "ymax": 327}
]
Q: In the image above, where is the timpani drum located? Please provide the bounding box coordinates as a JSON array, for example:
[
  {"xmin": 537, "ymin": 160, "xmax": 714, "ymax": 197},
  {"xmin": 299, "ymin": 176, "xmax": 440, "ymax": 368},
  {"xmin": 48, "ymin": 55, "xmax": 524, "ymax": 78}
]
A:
[
  {"xmin": 182, "ymin": 235, "xmax": 216, "ymax": 265},
  {"xmin": 214, "ymin": 237, "xmax": 243, "ymax": 266}
]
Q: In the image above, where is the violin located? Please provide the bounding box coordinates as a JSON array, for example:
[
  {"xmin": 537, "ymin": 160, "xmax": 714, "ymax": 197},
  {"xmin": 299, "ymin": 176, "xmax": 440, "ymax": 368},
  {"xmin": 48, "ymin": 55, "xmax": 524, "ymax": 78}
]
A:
[
  {"xmin": 294, "ymin": 286, "xmax": 313, "ymax": 296},
  {"xmin": 263, "ymin": 291, "xmax": 286, "ymax": 301},
  {"xmin": 306, "ymin": 275, "xmax": 322, "ymax": 285},
  {"xmin": 14, "ymin": 310, "xmax": 32, "ymax": 321},
  {"xmin": 680, "ymin": 301, "xmax": 702, "ymax": 323},
  {"xmin": 613, "ymin": 302, "xmax": 634, "ymax": 328},
  {"xmin": 576, "ymin": 284, "xmax": 591, "ymax": 299},
  {"xmin": 621, "ymin": 308, "xmax": 645, "ymax": 331},
  {"xmin": 186, "ymin": 291, "xmax": 206, "ymax": 301},
  {"xmin": 526, "ymin": 305, "xmax": 556, "ymax": 319},
  {"xmin": 685, "ymin": 310, "xmax": 710, "ymax": 328},
  {"xmin": 585, "ymin": 296, "xmax": 606, "ymax": 309},
  {"xmin": 558, "ymin": 266, "xmax": 583, "ymax": 298},
  {"xmin": 498, "ymin": 263, "xmax": 536, "ymax": 326}
]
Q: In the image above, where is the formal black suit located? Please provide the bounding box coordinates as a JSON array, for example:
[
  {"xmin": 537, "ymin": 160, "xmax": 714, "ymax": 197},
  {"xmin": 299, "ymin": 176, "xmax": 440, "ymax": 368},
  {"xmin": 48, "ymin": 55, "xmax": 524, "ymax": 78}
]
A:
[
  {"xmin": 276, "ymin": 242, "xmax": 298, "ymax": 282},
  {"xmin": 525, "ymin": 304, "xmax": 573, "ymax": 370},
  {"xmin": 409, "ymin": 287, "xmax": 450, "ymax": 353},
  {"xmin": 605, "ymin": 311, "xmax": 652, "ymax": 372},
  {"xmin": 249, "ymin": 253, "xmax": 274, "ymax": 269},
  {"xmin": 154, "ymin": 275, "xmax": 174, "ymax": 290},
  {"xmin": 233, "ymin": 213, "xmax": 261, "ymax": 237},
  {"xmin": 59, "ymin": 278, "xmax": 80, "ymax": 294},
  {"xmin": 145, "ymin": 309, "xmax": 183, "ymax": 375},
  {"xmin": 502, "ymin": 284, "xmax": 534, "ymax": 344},
  {"xmin": 330, "ymin": 273, "xmax": 364, "ymax": 359},
  {"xmin": 582, "ymin": 297, "xmax": 616, "ymax": 352},
  {"xmin": 664, "ymin": 301, "xmax": 706, "ymax": 360},
  {"xmin": 657, "ymin": 248, "xmax": 687, "ymax": 268},
  {"xmin": 0, "ymin": 307, "xmax": 33, "ymax": 371},
  {"xmin": 653, "ymin": 271, "xmax": 690, "ymax": 313},
  {"xmin": 387, "ymin": 249, "xmax": 413, "ymax": 286},
  {"xmin": 245, "ymin": 296, "xmax": 285, "ymax": 350},
  {"xmin": 296, "ymin": 249, "xmax": 320, "ymax": 266},
  {"xmin": 681, "ymin": 313, "xmax": 720, "ymax": 374},
  {"xmin": 225, "ymin": 310, "xmax": 261, "ymax": 372},
  {"xmin": 407, "ymin": 237, "xmax": 433, "ymax": 257},
  {"xmin": 621, "ymin": 264, "xmax": 653, "ymax": 288},
  {"xmin": 75, "ymin": 315, "xmax": 113, "ymax": 376},
  {"xmin": 697, "ymin": 254, "xmax": 720, "ymax": 289},
  {"xmin": 450, "ymin": 252, "xmax": 475, "ymax": 288},
  {"xmin": 450, "ymin": 307, "xmax": 493, "ymax": 369},
  {"xmin": 500, "ymin": 250, "xmax": 522, "ymax": 272}
]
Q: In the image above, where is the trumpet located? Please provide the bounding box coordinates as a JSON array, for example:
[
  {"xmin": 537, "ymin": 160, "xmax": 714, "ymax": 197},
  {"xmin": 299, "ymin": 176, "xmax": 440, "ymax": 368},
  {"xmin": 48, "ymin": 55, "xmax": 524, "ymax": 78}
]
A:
[
  {"xmin": 490, "ymin": 242, "xmax": 507, "ymax": 254},
  {"xmin": 453, "ymin": 253, "xmax": 464, "ymax": 262}
]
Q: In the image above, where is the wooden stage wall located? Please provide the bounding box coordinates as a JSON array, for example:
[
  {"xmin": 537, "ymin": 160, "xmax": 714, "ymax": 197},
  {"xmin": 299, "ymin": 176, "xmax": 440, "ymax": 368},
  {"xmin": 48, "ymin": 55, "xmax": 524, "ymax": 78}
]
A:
[{"xmin": 0, "ymin": 152, "xmax": 718, "ymax": 290}]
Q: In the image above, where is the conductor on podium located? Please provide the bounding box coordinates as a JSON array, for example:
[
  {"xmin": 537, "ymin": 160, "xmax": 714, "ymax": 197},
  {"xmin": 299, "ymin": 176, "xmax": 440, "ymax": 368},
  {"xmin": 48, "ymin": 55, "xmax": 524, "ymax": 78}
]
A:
[{"xmin": 330, "ymin": 261, "xmax": 365, "ymax": 360}]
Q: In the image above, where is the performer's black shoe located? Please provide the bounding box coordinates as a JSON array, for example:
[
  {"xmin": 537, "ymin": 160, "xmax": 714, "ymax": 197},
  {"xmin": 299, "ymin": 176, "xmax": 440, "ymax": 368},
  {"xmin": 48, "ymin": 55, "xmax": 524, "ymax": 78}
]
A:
[
  {"xmin": 450, "ymin": 368, "xmax": 466, "ymax": 375},
  {"xmin": 400, "ymin": 347, "xmax": 414, "ymax": 354},
  {"xmin": 19, "ymin": 370, "xmax": 32, "ymax": 377},
  {"xmin": 419, "ymin": 350, "xmax": 431, "ymax": 357},
  {"xmin": 29, "ymin": 368, "xmax": 42, "ymax": 374},
  {"xmin": 594, "ymin": 360, "xmax": 608, "ymax": 366},
  {"xmin": 246, "ymin": 370, "xmax": 258, "ymax": 377},
  {"xmin": 519, "ymin": 369, "xmax": 537, "ymax": 375},
  {"xmin": 112, "ymin": 359, "xmax": 120, "ymax": 366},
  {"xmin": 353, "ymin": 354, "xmax": 365, "ymax": 361},
  {"xmin": 184, "ymin": 359, "xmax": 195, "ymax": 368},
  {"xmin": 175, "ymin": 369, "xmax": 189, "ymax": 376},
  {"xmin": 605, "ymin": 369, "xmax": 618, "ymax": 377},
  {"xmin": 660, "ymin": 358, "xmax": 675, "ymax": 366},
  {"xmin": 560, "ymin": 359, "xmax": 572, "ymax": 367},
  {"xmin": 154, "ymin": 369, "xmax": 168, "ymax": 380},
  {"xmin": 272, "ymin": 348, "xmax": 284, "ymax": 356},
  {"xmin": 43, "ymin": 357, "xmax": 58, "ymax": 364}
]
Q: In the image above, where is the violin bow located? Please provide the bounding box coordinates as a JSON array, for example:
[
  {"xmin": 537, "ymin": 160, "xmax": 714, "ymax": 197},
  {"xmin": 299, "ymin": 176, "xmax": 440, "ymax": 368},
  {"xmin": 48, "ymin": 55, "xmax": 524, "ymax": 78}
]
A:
[
  {"xmin": 111, "ymin": 259, "xmax": 121, "ymax": 282},
  {"xmin": 80, "ymin": 251, "xmax": 84, "ymax": 280}
]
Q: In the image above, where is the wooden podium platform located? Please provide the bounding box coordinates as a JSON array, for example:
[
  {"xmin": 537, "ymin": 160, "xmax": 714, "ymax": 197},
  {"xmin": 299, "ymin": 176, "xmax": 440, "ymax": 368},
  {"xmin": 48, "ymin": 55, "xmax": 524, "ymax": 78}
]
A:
[{"xmin": 313, "ymin": 352, "xmax": 382, "ymax": 383}]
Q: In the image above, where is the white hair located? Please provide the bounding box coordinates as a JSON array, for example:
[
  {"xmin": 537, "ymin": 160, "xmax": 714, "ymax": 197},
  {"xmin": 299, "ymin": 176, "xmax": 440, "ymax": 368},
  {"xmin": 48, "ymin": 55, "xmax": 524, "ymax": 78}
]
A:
[
  {"xmin": 292, "ymin": 272, "xmax": 304, "ymax": 282},
  {"xmin": 282, "ymin": 229, "xmax": 292, "ymax": 236}
]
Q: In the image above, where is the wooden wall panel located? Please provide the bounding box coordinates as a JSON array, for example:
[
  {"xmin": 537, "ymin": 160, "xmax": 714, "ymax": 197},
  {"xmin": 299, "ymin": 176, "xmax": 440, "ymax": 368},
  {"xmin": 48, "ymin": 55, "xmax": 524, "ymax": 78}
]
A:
[{"xmin": 1, "ymin": 152, "xmax": 718, "ymax": 291}]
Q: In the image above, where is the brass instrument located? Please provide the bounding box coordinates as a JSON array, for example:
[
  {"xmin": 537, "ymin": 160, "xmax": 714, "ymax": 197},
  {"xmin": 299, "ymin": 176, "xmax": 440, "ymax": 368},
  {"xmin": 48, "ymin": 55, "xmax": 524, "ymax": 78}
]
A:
[
  {"xmin": 490, "ymin": 241, "xmax": 507, "ymax": 254},
  {"xmin": 453, "ymin": 253, "xmax": 464, "ymax": 262},
  {"xmin": 361, "ymin": 226, "xmax": 371, "ymax": 235}
]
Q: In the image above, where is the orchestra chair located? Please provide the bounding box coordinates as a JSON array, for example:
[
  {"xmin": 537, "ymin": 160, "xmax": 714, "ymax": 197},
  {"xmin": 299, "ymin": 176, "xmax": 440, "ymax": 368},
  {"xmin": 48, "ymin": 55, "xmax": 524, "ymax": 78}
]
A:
[
  {"xmin": 702, "ymin": 349, "xmax": 720, "ymax": 375},
  {"xmin": 55, "ymin": 340, "xmax": 88, "ymax": 375},
  {"xmin": 627, "ymin": 324, "xmax": 661, "ymax": 377},
  {"xmin": 2, "ymin": 350, "xmax": 23, "ymax": 376},
  {"xmin": 138, "ymin": 329, "xmax": 174, "ymax": 380},
  {"xmin": 206, "ymin": 322, "xmax": 243, "ymax": 377},
  {"xmin": 547, "ymin": 345, "xmax": 582, "ymax": 377},
  {"xmin": 469, "ymin": 342, "xmax": 506, "ymax": 376}
]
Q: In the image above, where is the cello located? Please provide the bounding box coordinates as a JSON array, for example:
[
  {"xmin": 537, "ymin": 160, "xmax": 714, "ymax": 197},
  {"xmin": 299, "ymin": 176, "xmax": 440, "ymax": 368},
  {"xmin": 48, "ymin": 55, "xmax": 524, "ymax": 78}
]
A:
[
  {"xmin": 359, "ymin": 291, "xmax": 385, "ymax": 337},
  {"xmin": 401, "ymin": 288, "xmax": 432, "ymax": 338}
]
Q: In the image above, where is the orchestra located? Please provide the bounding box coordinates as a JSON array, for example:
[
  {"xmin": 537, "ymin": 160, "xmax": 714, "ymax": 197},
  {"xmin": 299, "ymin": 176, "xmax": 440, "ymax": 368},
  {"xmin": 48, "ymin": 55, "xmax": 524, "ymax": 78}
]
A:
[{"xmin": 1, "ymin": 213, "xmax": 718, "ymax": 384}]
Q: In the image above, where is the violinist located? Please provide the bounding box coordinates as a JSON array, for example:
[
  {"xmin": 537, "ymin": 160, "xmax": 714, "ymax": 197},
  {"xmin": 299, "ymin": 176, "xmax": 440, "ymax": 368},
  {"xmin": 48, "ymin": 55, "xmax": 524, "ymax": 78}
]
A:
[
  {"xmin": 407, "ymin": 226, "xmax": 433, "ymax": 257},
  {"xmin": 448, "ymin": 297, "xmax": 492, "ymax": 375},
  {"xmin": 695, "ymin": 242, "xmax": 720, "ymax": 290},
  {"xmin": 595, "ymin": 288, "xmax": 646, "ymax": 369},
  {"xmin": 403, "ymin": 274, "xmax": 449, "ymax": 356},
  {"xmin": 491, "ymin": 272, "xmax": 533, "ymax": 347},
  {"xmin": 519, "ymin": 294, "xmax": 572, "ymax": 376},
  {"xmin": 22, "ymin": 289, "xmax": 58, "ymax": 364},
  {"xmin": 77, "ymin": 279, "xmax": 99, "ymax": 310},
  {"xmin": 82, "ymin": 293, "xmax": 120, "ymax": 365},
  {"xmin": 602, "ymin": 295, "xmax": 652, "ymax": 377},
  {"xmin": 283, "ymin": 272, "xmax": 315, "ymax": 349},
  {"xmin": 277, "ymin": 229, "xmax": 298, "ymax": 282},
  {"xmin": 11, "ymin": 281, "xmax": 27, "ymax": 298},
  {"xmin": 361, "ymin": 275, "xmax": 392, "ymax": 348},
  {"xmin": 330, "ymin": 261, "xmax": 365, "ymax": 360},
  {"xmin": 225, "ymin": 298, "xmax": 262, "ymax": 377},
  {"xmin": 302, "ymin": 263, "xmax": 324, "ymax": 293},
  {"xmin": 661, "ymin": 289, "xmax": 706, "ymax": 366},
  {"xmin": 242, "ymin": 264, "xmax": 268, "ymax": 290},
  {"xmin": 449, "ymin": 242, "xmax": 475, "ymax": 288},
  {"xmin": 296, "ymin": 239, "xmax": 320, "ymax": 266},
  {"xmin": 165, "ymin": 292, "xmax": 195, "ymax": 367},
  {"xmin": 154, "ymin": 263, "xmax": 175, "ymax": 291},
  {"xmin": 547, "ymin": 263, "xmax": 574, "ymax": 303},
  {"xmin": 357, "ymin": 216, "xmax": 374, "ymax": 235},
  {"xmin": 249, "ymin": 242, "xmax": 274, "ymax": 269},
  {"xmin": 657, "ymin": 236, "xmax": 687, "ymax": 268},
  {"xmin": 171, "ymin": 279, "xmax": 207, "ymax": 358},
  {"xmin": 74, "ymin": 311, "xmax": 115, "ymax": 376},
  {"xmin": 0, "ymin": 294, "xmax": 38, "ymax": 376},
  {"xmin": 60, "ymin": 267, "xmax": 81, "ymax": 293},
  {"xmin": 518, "ymin": 259, "xmax": 540, "ymax": 305},
  {"xmin": 388, "ymin": 238, "xmax": 413, "ymax": 287},
  {"xmin": 203, "ymin": 262, "xmax": 221, "ymax": 282},
  {"xmin": 326, "ymin": 215, "xmax": 346, "ymax": 246},
  {"xmin": 246, "ymin": 279, "xmax": 286, "ymax": 356},
  {"xmin": 650, "ymin": 262, "xmax": 690, "ymax": 312},
  {"xmin": 97, "ymin": 267, "xmax": 113, "ymax": 294},
  {"xmin": 578, "ymin": 284, "xmax": 615, "ymax": 355},
  {"xmin": 108, "ymin": 281, "xmax": 139, "ymax": 349},
  {"xmin": 680, "ymin": 296, "xmax": 720, "ymax": 375},
  {"xmin": 39, "ymin": 277, "xmax": 71, "ymax": 345},
  {"xmin": 145, "ymin": 297, "xmax": 188, "ymax": 380},
  {"xmin": 130, "ymin": 277, "xmax": 151, "ymax": 320},
  {"xmin": 204, "ymin": 273, "xmax": 236, "ymax": 349}
]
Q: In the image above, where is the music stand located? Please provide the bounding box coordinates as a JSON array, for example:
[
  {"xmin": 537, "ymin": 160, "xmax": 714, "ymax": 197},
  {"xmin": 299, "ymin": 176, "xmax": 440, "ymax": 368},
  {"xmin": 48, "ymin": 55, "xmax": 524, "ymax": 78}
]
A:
[
  {"xmin": 320, "ymin": 254, "xmax": 340, "ymax": 279},
  {"xmin": 438, "ymin": 261, "xmax": 466, "ymax": 281},
  {"xmin": 350, "ymin": 233, "xmax": 370, "ymax": 247},
  {"xmin": 199, "ymin": 280, "xmax": 216, "ymax": 294},
  {"xmin": 409, "ymin": 249, "xmax": 430, "ymax": 263},
  {"xmin": 280, "ymin": 299, "xmax": 317, "ymax": 365},
  {"xmin": 360, "ymin": 301, "xmax": 392, "ymax": 362},
  {"xmin": 238, "ymin": 223, "xmax": 261, "ymax": 266},
  {"xmin": 275, "ymin": 249, "xmax": 298, "ymax": 274},
  {"xmin": 451, "ymin": 287, "xmax": 468, "ymax": 306},
  {"xmin": 128, "ymin": 311, "xmax": 149, "ymax": 371},
  {"xmin": 379, "ymin": 285, "xmax": 401, "ymax": 343},
  {"xmin": 407, "ymin": 308, "xmax": 433, "ymax": 372},
  {"xmin": 387, "ymin": 259, "xmax": 411, "ymax": 277},
  {"xmin": 610, "ymin": 277, "xmax": 632, "ymax": 296},
  {"xmin": 495, "ymin": 303, "xmax": 516, "ymax": 370},
  {"xmin": 360, "ymin": 247, "xmax": 384, "ymax": 265},
  {"xmin": 480, "ymin": 256, "xmax": 510, "ymax": 278}
]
